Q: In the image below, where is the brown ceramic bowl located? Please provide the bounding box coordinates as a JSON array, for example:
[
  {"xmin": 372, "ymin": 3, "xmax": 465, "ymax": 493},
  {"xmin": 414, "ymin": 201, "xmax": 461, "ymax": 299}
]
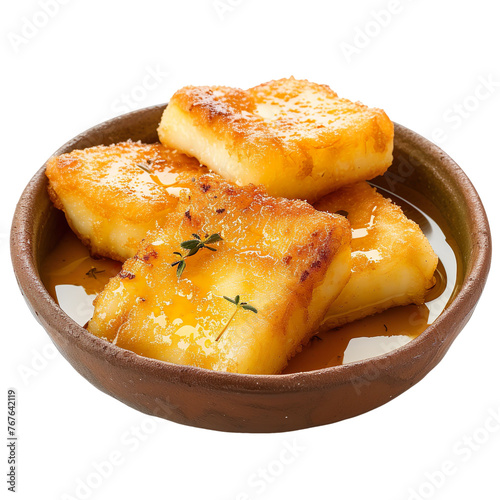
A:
[{"xmin": 11, "ymin": 104, "xmax": 491, "ymax": 433}]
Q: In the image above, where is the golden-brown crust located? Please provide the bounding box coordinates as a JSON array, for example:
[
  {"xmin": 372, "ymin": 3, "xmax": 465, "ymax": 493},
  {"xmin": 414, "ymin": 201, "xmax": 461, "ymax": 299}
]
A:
[
  {"xmin": 45, "ymin": 141, "xmax": 205, "ymax": 224},
  {"xmin": 88, "ymin": 174, "xmax": 352, "ymax": 374},
  {"xmin": 315, "ymin": 182, "xmax": 438, "ymax": 329},
  {"xmin": 159, "ymin": 77, "xmax": 394, "ymax": 201},
  {"xmin": 315, "ymin": 182, "xmax": 436, "ymax": 274},
  {"xmin": 181, "ymin": 174, "xmax": 348, "ymax": 281},
  {"xmin": 45, "ymin": 141, "xmax": 207, "ymax": 261}
]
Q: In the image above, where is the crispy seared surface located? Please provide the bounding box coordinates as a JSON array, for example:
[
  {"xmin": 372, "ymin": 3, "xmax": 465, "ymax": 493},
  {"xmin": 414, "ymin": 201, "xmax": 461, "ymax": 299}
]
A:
[
  {"xmin": 315, "ymin": 182, "xmax": 438, "ymax": 330},
  {"xmin": 158, "ymin": 77, "xmax": 393, "ymax": 202},
  {"xmin": 88, "ymin": 174, "xmax": 352, "ymax": 374},
  {"xmin": 46, "ymin": 141, "xmax": 207, "ymax": 261}
]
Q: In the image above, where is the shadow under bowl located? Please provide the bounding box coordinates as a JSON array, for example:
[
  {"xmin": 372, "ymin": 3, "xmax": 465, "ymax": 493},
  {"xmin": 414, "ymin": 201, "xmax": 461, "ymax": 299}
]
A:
[{"xmin": 10, "ymin": 104, "xmax": 492, "ymax": 433}]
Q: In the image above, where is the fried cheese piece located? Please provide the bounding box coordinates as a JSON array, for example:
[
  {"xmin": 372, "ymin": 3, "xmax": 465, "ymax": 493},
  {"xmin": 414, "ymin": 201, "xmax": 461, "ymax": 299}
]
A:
[
  {"xmin": 315, "ymin": 182, "xmax": 438, "ymax": 330},
  {"xmin": 158, "ymin": 77, "xmax": 394, "ymax": 202},
  {"xmin": 46, "ymin": 141, "xmax": 207, "ymax": 262},
  {"xmin": 87, "ymin": 175, "xmax": 352, "ymax": 374}
]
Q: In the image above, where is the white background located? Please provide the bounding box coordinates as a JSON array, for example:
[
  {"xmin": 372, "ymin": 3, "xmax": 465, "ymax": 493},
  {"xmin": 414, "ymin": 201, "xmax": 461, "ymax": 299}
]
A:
[{"xmin": 2, "ymin": 1, "xmax": 499, "ymax": 499}]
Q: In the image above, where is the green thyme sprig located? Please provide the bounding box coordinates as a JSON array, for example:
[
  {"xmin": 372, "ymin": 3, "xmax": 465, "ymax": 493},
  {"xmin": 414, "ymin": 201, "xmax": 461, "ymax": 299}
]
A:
[
  {"xmin": 223, "ymin": 295, "xmax": 258, "ymax": 313},
  {"xmin": 171, "ymin": 233, "xmax": 223, "ymax": 278},
  {"xmin": 85, "ymin": 267, "xmax": 105, "ymax": 279},
  {"xmin": 171, "ymin": 252, "xmax": 187, "ymax": 278},
  {"xmin": 215, "ymin": 295, "xmax": 258, "ymax": 341},
  {"xmin": 180, "ymin": 233, "xmax": 223, "ymax": 256}
]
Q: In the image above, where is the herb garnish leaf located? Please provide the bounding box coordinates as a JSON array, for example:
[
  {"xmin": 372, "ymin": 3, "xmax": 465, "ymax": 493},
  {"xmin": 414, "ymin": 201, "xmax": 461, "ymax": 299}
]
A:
[
  {"xmin": 86, "ymin": 267, "xmax": 105, "ymax": 279},
  {"xmin": 216, "ymin": 295, "xmax": 258, "ymax": 341},
  {"xmin": 171, "ymin": 233, "xmax": 223, "ymax": 277}
]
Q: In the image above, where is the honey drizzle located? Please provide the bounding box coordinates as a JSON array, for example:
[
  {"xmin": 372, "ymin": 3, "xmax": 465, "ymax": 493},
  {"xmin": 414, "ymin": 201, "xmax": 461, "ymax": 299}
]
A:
[{"xmin": 41, "ymin": 186, "xmax": 461, "ymax": 372}]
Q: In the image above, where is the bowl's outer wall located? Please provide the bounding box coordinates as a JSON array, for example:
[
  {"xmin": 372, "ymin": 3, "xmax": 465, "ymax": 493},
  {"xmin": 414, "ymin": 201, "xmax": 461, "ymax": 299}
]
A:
[{"xmin": 10, "ymin": 105, "xmax": 492, "ymax": 433}]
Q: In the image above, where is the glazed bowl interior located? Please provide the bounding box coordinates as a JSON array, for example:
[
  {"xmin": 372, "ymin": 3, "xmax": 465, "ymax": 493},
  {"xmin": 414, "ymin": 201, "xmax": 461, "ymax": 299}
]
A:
[{"xmin": 11, "ymin": 105, "xmax": 491, "ymax": 433}]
